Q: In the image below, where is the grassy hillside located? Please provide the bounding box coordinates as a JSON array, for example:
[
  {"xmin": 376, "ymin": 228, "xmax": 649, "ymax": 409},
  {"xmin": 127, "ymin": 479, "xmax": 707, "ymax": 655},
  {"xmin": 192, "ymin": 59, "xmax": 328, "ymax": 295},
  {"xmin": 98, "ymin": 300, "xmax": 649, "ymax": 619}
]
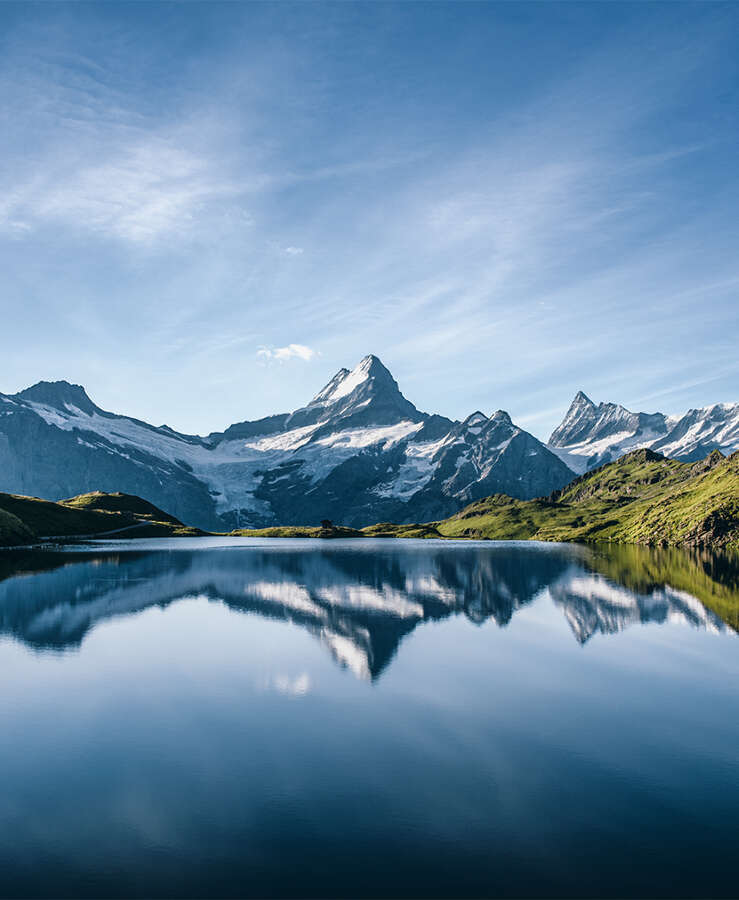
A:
[
  {"xmin": 231, "ymin": 524, "xmax": 363, "ymax": 539},
  {"xmin": 0, "ymin": 491, "xmax": 203, "ymax": 546},
  {"xmin": 430, "ymin": 449, "xmax": 739, "ymax": 550},
  {"xmin": 0, "ymin": 508, "xmax": 35, "ymax": 547},
  {"xmin": 62, "ymin": 491, "xmax": 184, "ymax": 525},
  {"xmin": 229, "ymin": 449, "xmax": 739, "ymax": 550},
  {"xmin": 362, "ymin": 522, "xmax": 442, "ymax": 538}
]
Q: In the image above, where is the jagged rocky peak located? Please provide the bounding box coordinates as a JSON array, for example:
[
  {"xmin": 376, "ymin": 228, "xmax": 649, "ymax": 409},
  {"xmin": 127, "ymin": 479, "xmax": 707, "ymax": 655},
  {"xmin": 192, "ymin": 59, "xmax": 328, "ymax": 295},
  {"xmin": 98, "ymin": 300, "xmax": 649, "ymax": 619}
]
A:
[
  {"xmin": 14, "ymin": 380, "xmax": 98, "ymax": 416},
  {"xmin": 485, "ymin": 410, "xmax": 516, "ymax": 436},
  {"xmin": 310, "ymin": 355, "xmax": 397, "ymax": 406},
  {"xmin": 300, "ymin": 354, "xmax": 424, "ymax": 428},
  {"xmin": 461, "ymin": 411, "xmax": 488, "ymax": 431},
  {"xmin": 550, "ymin": 391, "xmax": 641, "ymax": 447},
  {"xmin": 549, "ymin": 391, "xmax": 598, "ymax": 446},
  {"xmin": 477, "ymin": 409, "xmax": 518, "ymax": 445},
  {"xmin": 490, "ymin": 409, "xmax": 514, "ymax": 424},
  {"xmin": 572, "ymin": 390, "xmax": 595, "ymax": 408}
]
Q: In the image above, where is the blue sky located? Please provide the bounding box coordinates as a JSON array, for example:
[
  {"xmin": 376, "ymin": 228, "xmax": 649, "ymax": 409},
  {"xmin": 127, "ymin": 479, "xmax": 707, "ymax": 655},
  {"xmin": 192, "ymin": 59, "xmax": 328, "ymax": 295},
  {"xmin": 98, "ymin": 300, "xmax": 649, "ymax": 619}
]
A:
[{"xmin": 1, "ymin": 1, "xmax": 738, "ymax": 439}]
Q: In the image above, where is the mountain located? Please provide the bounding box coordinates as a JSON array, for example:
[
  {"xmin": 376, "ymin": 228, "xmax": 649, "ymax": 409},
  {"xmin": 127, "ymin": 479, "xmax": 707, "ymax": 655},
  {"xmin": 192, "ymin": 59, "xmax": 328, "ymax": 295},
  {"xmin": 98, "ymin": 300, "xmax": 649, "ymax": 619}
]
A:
[
  {"xmin": 0, "ymin": 381, "xmax": 215, "ymax": 527},
  {"xmin": 415, "ymin": 447, "xmax": 739, "ymax": 552},
  {"xmin": 0, "ymin": 355, "xmax": 574, "ymax": 529},
  {"xmin": 549, "ymin": 391, "xmax": 739, "ymax": 473}
]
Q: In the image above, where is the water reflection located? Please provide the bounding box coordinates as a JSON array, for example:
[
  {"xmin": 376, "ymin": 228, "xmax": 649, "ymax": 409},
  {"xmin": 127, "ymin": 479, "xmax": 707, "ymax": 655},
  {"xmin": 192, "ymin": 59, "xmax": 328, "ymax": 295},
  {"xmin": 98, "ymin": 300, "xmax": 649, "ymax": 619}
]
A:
[{"xmin": 0, "ymin": 540, "xmax": 735, "ymax": 679}]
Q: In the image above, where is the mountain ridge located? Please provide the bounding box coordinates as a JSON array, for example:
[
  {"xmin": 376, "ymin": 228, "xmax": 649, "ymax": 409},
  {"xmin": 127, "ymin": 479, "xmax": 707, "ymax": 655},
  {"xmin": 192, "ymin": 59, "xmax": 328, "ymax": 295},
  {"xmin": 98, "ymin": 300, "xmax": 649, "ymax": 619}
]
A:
[
  {"xmin": 548, "ymin": 390, "xmax": 739, "ymax": 472},
  {"xmin": 2, "ymin": 359, "xmax": 737, "ymax": 531},
  {"xmin": 0, "ymin": 356, "xmax": 574, "ymax": 529}
]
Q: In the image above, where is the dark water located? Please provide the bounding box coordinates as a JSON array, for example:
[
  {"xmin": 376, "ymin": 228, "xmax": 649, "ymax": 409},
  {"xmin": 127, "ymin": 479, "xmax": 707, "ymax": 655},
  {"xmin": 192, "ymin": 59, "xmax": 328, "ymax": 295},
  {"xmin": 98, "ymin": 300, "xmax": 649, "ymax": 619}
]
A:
[{"xmin": 0, "ymin": 538, "xmax": 737, "ymax": 899}]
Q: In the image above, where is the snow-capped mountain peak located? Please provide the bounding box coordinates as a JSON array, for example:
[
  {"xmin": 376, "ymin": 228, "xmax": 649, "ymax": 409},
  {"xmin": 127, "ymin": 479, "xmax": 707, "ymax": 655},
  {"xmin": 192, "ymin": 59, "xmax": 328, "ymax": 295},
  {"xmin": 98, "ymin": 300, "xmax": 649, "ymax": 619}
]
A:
[
  {"xmin": 573, "ymin": 390, "xmax": 594, "ymax": 407},
  {"xmin": 294, "ymin": 354, "xmax": 424, "ymax": 431},
  {"xmin": 549, "ymin": 391, "xmax": 655, "ymax": 455},
  {"xmin": 548, "ymin": 392, "xmax": 739, "ymax": 473},
  {"xmin": 310, "ymin": 354, "xmax": 396, "ymax": 405},
  {"xmin": 0, "ymin": 356, "xmax": 577, "ymax": 530}
]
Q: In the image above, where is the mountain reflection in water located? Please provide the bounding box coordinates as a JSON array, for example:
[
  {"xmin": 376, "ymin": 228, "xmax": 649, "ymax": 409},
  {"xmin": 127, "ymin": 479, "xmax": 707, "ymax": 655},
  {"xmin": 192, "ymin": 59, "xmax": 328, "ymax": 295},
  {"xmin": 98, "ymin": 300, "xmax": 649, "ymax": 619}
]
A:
[{"xmin": 0, "ymin": 540, "xmax": 735, "ymax": 679}]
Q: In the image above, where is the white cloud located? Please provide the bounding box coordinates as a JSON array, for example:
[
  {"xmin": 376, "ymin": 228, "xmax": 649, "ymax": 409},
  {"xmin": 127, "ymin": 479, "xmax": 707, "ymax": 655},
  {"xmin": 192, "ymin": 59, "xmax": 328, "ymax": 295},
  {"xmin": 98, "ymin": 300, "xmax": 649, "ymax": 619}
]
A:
[
  {"xmin": 284, "ymin": 246, "xmax": 304, "ymax": 255},
  {"xmin": 256, "ymin": 343, "xmax": 319, "ymax": 363},
  {"xmin": 259, "ymin": 672, "xmax": 312, "ymax": 696}
]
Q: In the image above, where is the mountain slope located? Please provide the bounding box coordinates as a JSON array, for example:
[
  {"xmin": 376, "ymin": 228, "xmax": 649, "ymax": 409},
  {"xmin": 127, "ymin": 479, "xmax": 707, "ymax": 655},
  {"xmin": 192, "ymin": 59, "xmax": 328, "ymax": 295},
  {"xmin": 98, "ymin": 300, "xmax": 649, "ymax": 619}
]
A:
[
  {"xmin": 0, "ymin": 383, "xmax": 218, "ymax": 527},
  {"xmin": 549, "ymin": 391, "xmax": 739, "ymax": 472},
  {"xmin": 0, "ymin": 356, "xmax": 574, "ymax": 529},
  {"xmin": 433, "ymin": 448, "xmax": 739, "ymax": 550}
]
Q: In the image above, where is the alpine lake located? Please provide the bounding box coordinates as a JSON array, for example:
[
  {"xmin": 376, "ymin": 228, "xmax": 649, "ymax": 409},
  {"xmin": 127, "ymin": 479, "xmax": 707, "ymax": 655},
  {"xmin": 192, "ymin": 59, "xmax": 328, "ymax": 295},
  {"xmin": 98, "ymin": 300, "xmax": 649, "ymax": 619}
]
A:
[{"xmin": 0, "ymin": 537, "xmax": 737, "ymax": 898}]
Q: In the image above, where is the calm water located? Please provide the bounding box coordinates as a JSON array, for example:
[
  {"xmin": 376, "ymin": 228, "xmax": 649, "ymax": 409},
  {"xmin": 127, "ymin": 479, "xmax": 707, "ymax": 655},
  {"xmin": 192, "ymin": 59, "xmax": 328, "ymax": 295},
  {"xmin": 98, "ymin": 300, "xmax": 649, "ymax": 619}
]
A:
[{"xmin": 0, "ymin": 538, "xmax": 737, "ymax": 899}]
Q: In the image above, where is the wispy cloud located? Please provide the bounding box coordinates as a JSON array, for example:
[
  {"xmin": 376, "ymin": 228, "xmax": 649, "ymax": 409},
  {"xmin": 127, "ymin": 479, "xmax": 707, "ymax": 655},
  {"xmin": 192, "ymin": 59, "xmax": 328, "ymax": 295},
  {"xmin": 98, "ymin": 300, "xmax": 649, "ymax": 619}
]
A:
[
  {"xmin": 257, "ymin": 344, "xmax": 319, "ymax": 364},
  {"xmin": 0, "ymin": 138, "xmax": 239, "ymax": 243}
]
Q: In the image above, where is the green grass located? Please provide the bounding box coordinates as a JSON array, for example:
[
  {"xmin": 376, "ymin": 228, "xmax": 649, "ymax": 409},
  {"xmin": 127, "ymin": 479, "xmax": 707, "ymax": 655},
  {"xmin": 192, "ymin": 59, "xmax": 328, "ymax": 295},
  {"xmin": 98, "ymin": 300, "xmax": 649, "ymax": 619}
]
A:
[
  {"xmin": 232, "ymin": 524, "xmax": 363, "ymax": 539},
  {"xmin": 62, "ymin": 491, "xmax": 184, "ymax": 525},
  {"xmin": 361, "ymin": 522, "xmax": 442, "ymax": 538},
  {"xmin": 0, "ymin": 490, "xmax": 203, "ymax": 546},
  {"xmin": 0, "ymin": 507, "xmax": 35, "ymax": 547},
  {"xmin": 432, "ymin": 449, "xmax": 739, "ymax": 551}
]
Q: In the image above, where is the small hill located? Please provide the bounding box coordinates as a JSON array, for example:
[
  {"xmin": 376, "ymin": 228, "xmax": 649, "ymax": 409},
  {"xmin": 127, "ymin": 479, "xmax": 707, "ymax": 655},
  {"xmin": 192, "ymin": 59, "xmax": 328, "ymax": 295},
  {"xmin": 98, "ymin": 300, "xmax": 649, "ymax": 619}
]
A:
[
  {"xmin": 0, "ymin": 508, "xmax": 35, "ymax": 546},
  {"xmin": 0, "ymin": 491, "xmax": 202, "ymax": 546},
  {"xmin": 231, "ymin": 523, "xmax": 363, "ymax": 539},
  {"xmin": 62, "ymin": 491, "xmax": 184, "ymax": 525}
]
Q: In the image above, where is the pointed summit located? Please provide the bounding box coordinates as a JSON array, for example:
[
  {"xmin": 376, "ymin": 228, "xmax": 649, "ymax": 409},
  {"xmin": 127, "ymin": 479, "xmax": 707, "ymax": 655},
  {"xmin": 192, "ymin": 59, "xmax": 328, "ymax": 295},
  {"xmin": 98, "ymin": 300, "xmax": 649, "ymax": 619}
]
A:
[
  {"xmin": 309, "ymin": 355, "xmax": 400, "ymax": 407},
  {"xmin": 299, "ymin": 354, "xmax": 423, "ymax": 428},
  {"xmin": 549, "ymin": 391, "xmax": 600, "ymax": 446},
  {"xmin": 15, "ymin": 380, "xmax": 99, "ymax": 416},
  {"xmin": 489, "ymin": 409, "xmax": 514, "ymax": 425},
  {"xmin": 572, "ymin": 390, "xmax": 594, "ymax": 408}
]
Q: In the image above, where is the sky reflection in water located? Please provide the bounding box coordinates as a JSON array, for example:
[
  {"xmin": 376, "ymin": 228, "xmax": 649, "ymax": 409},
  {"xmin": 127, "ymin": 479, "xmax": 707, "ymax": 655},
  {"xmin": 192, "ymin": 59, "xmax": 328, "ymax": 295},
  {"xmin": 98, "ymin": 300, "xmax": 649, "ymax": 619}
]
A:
[{"xmin": 0, "ymin": 538, "xmax": 737, "ymax": 898}]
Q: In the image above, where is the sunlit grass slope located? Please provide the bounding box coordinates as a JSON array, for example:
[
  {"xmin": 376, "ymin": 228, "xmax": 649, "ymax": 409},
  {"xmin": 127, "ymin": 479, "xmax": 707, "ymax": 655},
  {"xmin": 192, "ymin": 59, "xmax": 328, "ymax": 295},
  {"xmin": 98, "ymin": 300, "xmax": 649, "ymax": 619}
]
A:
[
  {"xmin": 377, "ymin": 449, "xmax": 739, "ymax": 551},
  {"xmin": 232, "ymin": 524, "xmax": 363, "ymax": 538},
  {"xmin": 0, "ymin": 491, "xmax": 203, "ymax": 546}
]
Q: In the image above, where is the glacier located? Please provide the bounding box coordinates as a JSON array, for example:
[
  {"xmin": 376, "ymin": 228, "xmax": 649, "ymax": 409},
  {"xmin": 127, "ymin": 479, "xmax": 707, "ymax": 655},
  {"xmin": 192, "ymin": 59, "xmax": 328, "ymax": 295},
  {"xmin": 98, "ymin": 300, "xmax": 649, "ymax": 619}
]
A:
[{"xmin": 0, "ymin": 355, "xmax": 574, "ymax": 529}]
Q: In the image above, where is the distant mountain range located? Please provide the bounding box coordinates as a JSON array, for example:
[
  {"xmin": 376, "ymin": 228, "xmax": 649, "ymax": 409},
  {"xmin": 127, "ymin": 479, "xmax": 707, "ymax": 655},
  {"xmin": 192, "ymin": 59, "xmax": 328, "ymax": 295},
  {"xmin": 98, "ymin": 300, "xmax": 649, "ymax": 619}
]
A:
[
  {"xmin": 549, "ymin": 390, "xmax": 739, "ymax": 473},
  {"xmin": 1, "ymin": 355, "xmax": 737, "ymax": 529}
]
